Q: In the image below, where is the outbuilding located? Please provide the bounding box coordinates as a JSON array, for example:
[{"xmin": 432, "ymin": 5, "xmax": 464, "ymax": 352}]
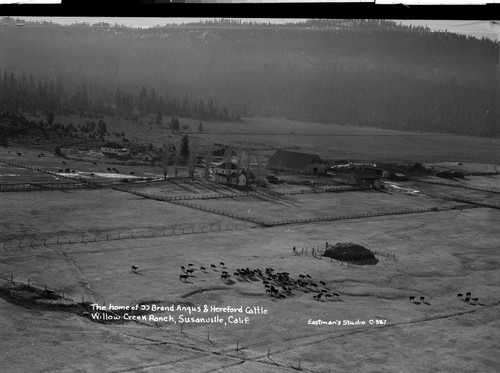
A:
[{"xmin": 267, "ymin": 150, "xmax": 326, "ymax": 175}]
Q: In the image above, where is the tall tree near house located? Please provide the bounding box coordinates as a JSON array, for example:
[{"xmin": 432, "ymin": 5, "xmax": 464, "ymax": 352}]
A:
[
  {"xmin": 173, "ymin": 148, "xmax": 179, "ymax": 178},
  {"xmin": 204, "ymin": 145, "xmax": 213, "ymax": 180},
  {"xmin": 236, "ymin": 148, "xmax": 244, "ymax": 169},
  {"xmin": 224, "ymin": 146, "xmax": 232, "ymax": 185},
  {"xmin": 245, "ymin": 150, "xmax": 251, "ymax": 173},
  {"xmin": 188, "ymin": 143, "xmax": 198, "ymax": 181},
  {"xmin": 180, "ymin": 134, "xmax": 189, "ymax": 163},
  {"xmin": 254, "ymin": 154, "xmax": 262, "ymax": 187},
  {"xmin": 161, "ymin": 141, "xmax": 170, "ymax": 180}
]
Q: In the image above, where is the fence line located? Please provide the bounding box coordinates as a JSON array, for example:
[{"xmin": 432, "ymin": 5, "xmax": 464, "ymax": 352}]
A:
[
  {"xmin": 0, "ymin": 158, "xmax": 154, "ymax": 192},
  {"xmin": 115, "ymin": 183, "xmax": 362, "ymax": 202},
  {"xmin": 265, "ymin": 203, "xmax": 477, "ymax": 227},
  {"xmin": 414, "ymin": 179, "xmax": 500, "ymax": 194},
  {"xmin": 1, "ymin": 221, "xmax": 258, "ymax": 251}
]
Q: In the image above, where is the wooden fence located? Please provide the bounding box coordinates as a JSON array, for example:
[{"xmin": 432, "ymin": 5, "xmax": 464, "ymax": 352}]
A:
[{"xmin": 1, "ymin": 221, "xmax": 257, "ymax": 251}]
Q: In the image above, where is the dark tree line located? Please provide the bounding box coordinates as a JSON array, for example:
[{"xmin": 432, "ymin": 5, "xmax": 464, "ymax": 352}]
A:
[
  {"xmin": 0, "ymin": 69, "xmax": 238, "ymax": 122},
  {"xmin": 1, "ymin": 17, "xmax": 497, "ymax": 137}
]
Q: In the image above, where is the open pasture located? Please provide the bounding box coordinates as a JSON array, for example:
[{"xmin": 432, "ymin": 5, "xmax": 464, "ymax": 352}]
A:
[
  {"xmin": 186, "ymin": 117, "xmax": 500, "ymax": 164},
  {"xmin": 185, "ymin": 190, "xmax": 464, "ymax": 224},
  {"xmin": 135, "ymin": 178, "xmax": 256, "ymax": 198},
  {"xmin": 0, "ymin": 188, "xmax": 239, "ymax": 242},
  {"xmin": 0, "ymin": 162, "xmax": 76, "ymax": 185},
  {"xmin": 406, "ymin": 180, "xmax": 500, "ymax": 208},
  {"xmin": 0, "ymin": 206, "xmax": 499, "ymax": 372},
  {"xmin": 0, "ymin": 147, "xmax": 168, "ymax": 182}
]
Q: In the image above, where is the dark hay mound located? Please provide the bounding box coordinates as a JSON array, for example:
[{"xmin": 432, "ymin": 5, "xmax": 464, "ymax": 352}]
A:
[{"xmin": 323, "ymin": 242, "xmax": 378, "ymax": 264}]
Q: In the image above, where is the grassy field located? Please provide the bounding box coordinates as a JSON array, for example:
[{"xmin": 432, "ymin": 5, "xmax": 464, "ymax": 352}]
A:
[
  {"xmin": 1, "ymin": 121, "xmax": 499, "ymax": 372},
  {"xmin": 0, "ymin": 207, "xmax": 498, "ymax": 372},
  {"xmin": 188, "ymin": 190, "xmax": 461, "ymax": 224},
  {"xmin": 0, "ymin": 188, "xmax": 240, "ymax": 242},
  {"xmin": 22, "ymin": 114, "xmax": 500, "ymax": 164}
]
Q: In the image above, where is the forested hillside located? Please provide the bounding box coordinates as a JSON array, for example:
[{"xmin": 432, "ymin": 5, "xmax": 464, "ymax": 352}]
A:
[{"xmin": 0, "ymin": 18, "xmax": 498, "ymax": 137}]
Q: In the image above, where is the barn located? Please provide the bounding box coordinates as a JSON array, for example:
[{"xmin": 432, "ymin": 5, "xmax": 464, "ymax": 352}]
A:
[{"xmin": 267, "ymin": 150, "xmax": 326, "ymax": 175}]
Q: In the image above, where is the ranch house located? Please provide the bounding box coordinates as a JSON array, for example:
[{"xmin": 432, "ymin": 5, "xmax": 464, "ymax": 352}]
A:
[
  {"xmin": 101, "ymin": 143, "xmax": 130, "ymax": 157},
  {"xmin": 212, "ymin": 162, "xmax": 251, "ymax": 187},
  {"xmin": 267, "ymin": 150, "xmax": 326, "ymax": 175}
]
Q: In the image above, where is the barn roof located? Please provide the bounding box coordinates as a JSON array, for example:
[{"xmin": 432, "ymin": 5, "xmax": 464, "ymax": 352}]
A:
[
  {"xmin": 268, "ymin": 150, "xmax": 323, "ymax": 170},
  {"xmin": 351, "ymin": 170, "xmax": 380, "ymax": 180}
]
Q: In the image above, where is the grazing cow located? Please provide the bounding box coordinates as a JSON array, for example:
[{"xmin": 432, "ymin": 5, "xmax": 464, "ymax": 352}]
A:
[
  {"xmin": 58, "ymin": 169, "xmax": 63, "ymax": 173},
  {"xmin": 181, "ymin": 266, "xmax": 186, "ymax": 272},
  {"xmin": 332, "ymin": 292, "xmax": 340, "ymax": 299},
  {"xmin": 62, "ymin": 161, "xmax": 66, "ymax": 165},
  {"xmin": 211, "ymin": 264, "xmax": 216, "ymax": 270},
  {"xmin": 220, "ymin": 262, "xmax": 226, "ymax": 268},
  {"xmin": 93, "ymin": 162, "xmax": 97, "ymax": 165},
  {"xmin": 200, "ymin": 266, "xmax": 206, "ymax": 272},
  {"xmin": 188, "ymin": 263, "xmax": 194, "ymax": 267},
  {"xmin": 465, "ymin": 297, "xmax": 470, "ymax": 303},
  {"xmin": 472, "ymin": 297, "xmax": 478, "ymax": 303},
  {"xmin": 131, "ymin": 266, "xmax": 138, "ymax": 273},
  {"xmin": 38, "ymin": 154, "xmax": 41, "ymax": 158},
  {"xmin": 320, "ymin": 281, "xmax": 326, "ymax": 286},
  {"xmin": 186, "ymin": 268, "xmax": 196, "ymax": 275},
  {"xmin": 107, "ymin": 168, "xmax": 111, "ymax": 172},
  {"xmin": 90, "ymin": 173, "xmax": 95, "ymax": 177},
  {"xmin": 306, "ymin": 274, "xmax": 311, "ymax": 279},
  {"xmin": 466, "ymin": 292, "xmax": 471, "ymax": 298},
  {"xmin": 420, "ymin": 297, "xmax": 425, "ymax": 302},
  {"xmin": 457, "ymin": 293, "xmax": 463, "ymax": 299},
  {"xmin": 40, "ymin": 153, "xmax": 45, "ymax": 157},
  {"xmin": 409, "ymin": 296, "xmax": 415, "ymax": 302},
  {"xmin": 17, "ymin": 152, "xmax": 22, "ymax": 156},
  {"xmin": 180, "ymin": 274, "xmax": 189, "ymax": 282},
  {"xmin": 130, "ymin": 171, "xmax": 135, "ymax": 175}
]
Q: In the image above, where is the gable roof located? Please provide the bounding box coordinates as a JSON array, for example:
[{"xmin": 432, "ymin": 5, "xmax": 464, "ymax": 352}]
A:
[
  {"xmin": 351, "ymin": 170, "xmax": 380, "ymax": 180},
  {"xmin": 268, "ymin": 150, "xmax": 323, "ymax": 170}
]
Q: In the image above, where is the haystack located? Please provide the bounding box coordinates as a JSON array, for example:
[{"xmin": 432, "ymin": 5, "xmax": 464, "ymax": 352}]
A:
[{"xmin": 323, "ymin": 242, "xmax": 377, "ymax": 264}]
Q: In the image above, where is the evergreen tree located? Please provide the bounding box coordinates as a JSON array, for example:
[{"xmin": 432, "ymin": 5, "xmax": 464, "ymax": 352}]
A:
[{"xmin": 180, "ymin": 135, "xmax": 189, "ymax": 163}]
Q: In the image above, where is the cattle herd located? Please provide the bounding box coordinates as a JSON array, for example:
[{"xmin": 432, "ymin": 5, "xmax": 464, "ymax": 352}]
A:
[
  {"xmin": 171, "ymin": 261, "xmax": 342, "ymax": 301},
  {"xmin": 409, "ymin": 291, "xmax": 479, "ymax": 305}
]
